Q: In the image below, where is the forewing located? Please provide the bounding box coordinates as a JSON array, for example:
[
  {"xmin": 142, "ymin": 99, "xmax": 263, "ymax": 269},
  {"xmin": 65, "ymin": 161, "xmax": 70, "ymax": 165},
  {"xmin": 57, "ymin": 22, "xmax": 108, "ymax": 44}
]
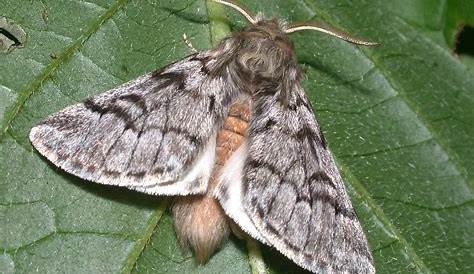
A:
[
  {"xmin": 242, "ymin": 86, "xmax": 374, "ymax": 273},
  {"xmin": 30, "ymin": 51, "xmax": 236, "ymax": 196}
]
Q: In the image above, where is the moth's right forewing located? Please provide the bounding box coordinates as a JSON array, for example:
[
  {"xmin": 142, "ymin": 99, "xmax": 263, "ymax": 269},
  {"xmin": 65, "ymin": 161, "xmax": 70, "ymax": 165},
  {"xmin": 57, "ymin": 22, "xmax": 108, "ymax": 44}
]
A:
[
  {"xmin": 30, "ymin": 51, "xmax": 238, "ymax": 196},
  {"xmin": 218, "ymin": 84, "xmax": 374, "ymax": 273}
]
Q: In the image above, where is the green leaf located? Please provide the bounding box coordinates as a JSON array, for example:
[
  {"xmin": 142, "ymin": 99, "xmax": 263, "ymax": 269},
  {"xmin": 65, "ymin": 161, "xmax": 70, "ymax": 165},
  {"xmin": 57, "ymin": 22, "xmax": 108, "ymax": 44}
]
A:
[
  {"xmin": 1, "ymin": 0, "xmax": 473, "ymax": 274},
  {"xmin": 443, "ymin": 0, "xmax": 474, "ymax": 48}
]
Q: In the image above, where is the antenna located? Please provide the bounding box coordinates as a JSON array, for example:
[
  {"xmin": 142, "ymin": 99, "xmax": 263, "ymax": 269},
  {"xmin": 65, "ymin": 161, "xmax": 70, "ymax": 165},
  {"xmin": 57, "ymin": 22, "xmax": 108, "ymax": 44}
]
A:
[
  {"xmin": 286, "ymin": 20, "xmax": 379, "ymax": 46},
  {"xmin": 211, "ymin": 0, "xmax": 379, "ymax": 46},
  {"xmin": 211, "ymin": 0, "xmax": 257, "ymax": 25}
]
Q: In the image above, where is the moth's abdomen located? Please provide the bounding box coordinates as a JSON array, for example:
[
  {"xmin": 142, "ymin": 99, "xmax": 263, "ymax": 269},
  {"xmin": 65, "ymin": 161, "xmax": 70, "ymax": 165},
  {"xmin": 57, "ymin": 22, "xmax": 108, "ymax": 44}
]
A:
[
  {"xmin": 216, "ymin": 101, "xmax": 250, "ymax": 167},
  {"xmin": 172, "ymin": 100, "xmax": 250, "ymax": 263}
]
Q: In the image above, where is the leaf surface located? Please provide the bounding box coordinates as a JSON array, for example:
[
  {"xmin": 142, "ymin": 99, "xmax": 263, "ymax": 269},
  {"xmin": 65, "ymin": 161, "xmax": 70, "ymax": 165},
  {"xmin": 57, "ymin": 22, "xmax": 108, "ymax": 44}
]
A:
[{"xmin": 0, "ymin": 0, "xmax": 472, "ymax": 273}]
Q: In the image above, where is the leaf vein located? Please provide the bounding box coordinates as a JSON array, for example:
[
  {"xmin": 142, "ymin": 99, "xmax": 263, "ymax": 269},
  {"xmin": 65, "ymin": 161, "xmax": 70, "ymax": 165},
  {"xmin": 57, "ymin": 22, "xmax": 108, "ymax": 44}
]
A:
[{"xmin": 0, "ymin": 0, "xmax": 130, "ymax": 141}]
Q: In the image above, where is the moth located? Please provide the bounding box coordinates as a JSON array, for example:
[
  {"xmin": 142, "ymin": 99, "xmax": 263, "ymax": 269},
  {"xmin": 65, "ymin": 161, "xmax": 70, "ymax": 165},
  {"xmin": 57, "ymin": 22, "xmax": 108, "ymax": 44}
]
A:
[{"xmin": 29, "ymin": 0, "xmax": 377, "ymax": 273}]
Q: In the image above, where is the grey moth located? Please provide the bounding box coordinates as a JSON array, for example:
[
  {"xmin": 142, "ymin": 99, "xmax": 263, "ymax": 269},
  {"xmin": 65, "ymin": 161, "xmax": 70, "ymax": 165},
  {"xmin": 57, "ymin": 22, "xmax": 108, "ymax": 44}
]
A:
[{"xmin": 29, "ymin": 0, "xmax": 377, "ymax": 273}]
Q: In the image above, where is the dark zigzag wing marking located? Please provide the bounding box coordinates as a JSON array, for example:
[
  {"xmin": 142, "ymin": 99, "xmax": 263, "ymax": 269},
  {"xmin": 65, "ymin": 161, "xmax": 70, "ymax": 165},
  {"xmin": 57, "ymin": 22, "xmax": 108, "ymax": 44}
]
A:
[
  {"xmin": 30, "ymin": 50, "xmax": 238, "ymax": 195},
  {"xmin": 242, "ymin": 84, "xmax": 374, "ymax": 274}
]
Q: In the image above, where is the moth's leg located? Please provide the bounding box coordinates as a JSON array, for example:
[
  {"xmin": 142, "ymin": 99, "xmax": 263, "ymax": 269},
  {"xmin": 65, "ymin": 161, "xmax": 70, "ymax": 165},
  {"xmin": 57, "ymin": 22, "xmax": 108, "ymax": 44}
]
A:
[{"xmin": 182, "ymin": 33, "xmax": 197, "ymax": 53}]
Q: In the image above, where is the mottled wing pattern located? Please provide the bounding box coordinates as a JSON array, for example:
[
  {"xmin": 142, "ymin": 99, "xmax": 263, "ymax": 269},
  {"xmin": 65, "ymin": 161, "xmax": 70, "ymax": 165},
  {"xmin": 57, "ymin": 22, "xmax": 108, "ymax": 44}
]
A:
[
  {"xmin": 242, "ymin": 86, "xmax": 374, "ymax": 273},
  {"xmin": 30, "ymin": 51, "xmax": 236, "ymax": 196}
]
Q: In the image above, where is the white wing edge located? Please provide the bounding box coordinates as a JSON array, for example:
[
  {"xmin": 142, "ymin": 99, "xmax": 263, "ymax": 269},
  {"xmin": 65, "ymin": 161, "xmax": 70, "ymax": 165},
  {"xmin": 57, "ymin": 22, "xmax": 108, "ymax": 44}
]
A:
[
  {"xmin": 214, "ymin": 142, "xmax": 268, "ymax": 244},
  {"xmin": 131, "ymin": 131, "xmax": 217, "ymax": 195},
  {"xmin": 30, "ymin": 125, "xmax": 216, "ymax": 196}
]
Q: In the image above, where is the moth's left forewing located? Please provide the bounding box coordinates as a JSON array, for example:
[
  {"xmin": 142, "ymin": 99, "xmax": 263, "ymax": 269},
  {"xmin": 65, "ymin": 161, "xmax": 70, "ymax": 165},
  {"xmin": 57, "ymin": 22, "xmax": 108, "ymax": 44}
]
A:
[
  {"xmin": 30, "ymin": 50, "xmax": 237, "ymax": 196},
  {"xmin": 216, "ymin": 83, "xmax": 374, "ymax": 273}
]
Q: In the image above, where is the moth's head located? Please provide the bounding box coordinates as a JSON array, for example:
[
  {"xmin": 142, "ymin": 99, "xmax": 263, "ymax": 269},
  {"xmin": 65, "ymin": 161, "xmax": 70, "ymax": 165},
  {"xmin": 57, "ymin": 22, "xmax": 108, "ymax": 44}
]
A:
[
  {"xmin": 212, "ymin": 0, "xmax": 379, "ymax": 46},
  {"xmin": 242, "ymin": 18, "xmax": 295, "ymax": 56}
]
